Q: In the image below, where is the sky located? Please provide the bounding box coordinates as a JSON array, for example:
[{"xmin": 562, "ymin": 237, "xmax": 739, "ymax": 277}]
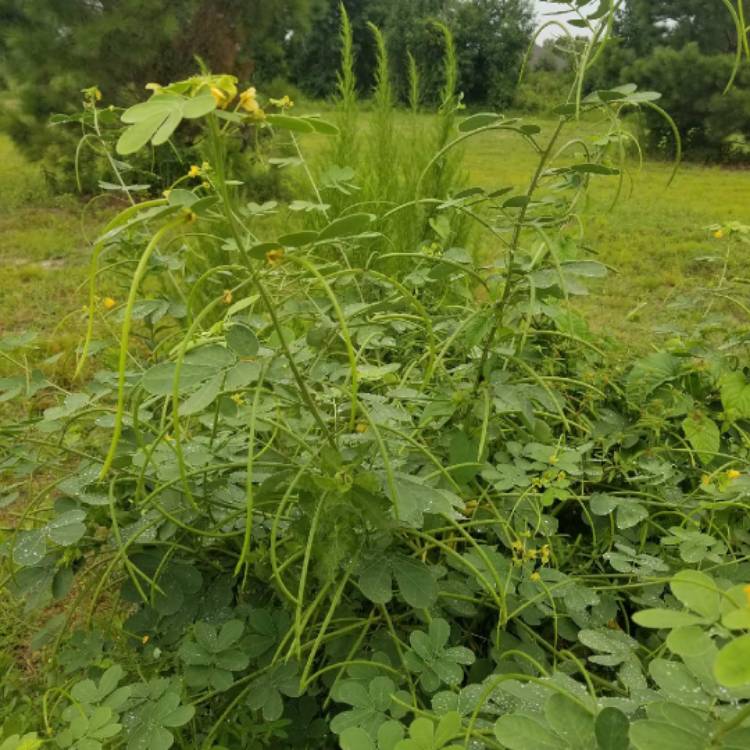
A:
[{"xmin": 534, "ymin": 1, "xmax": 593, "ymax": 42}]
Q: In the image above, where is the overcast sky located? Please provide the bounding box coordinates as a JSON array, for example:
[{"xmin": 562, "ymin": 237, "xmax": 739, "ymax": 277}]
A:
[{"xmin": 534, "ymin": 1, "xmax": 593, "ymax": 41}]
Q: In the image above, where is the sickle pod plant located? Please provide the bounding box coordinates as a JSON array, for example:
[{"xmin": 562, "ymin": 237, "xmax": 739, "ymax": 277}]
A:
[{"xmin": 3, "ymin": 3, "xmax": 750, "ymax": 750}]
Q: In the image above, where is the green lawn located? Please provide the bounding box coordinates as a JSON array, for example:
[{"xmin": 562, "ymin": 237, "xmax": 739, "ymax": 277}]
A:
[
  {"xmin": 0, "ymin": 116, "xmax": 748, "ymax": 360},
  {"xmin": 461, "ymin": 120, "xmax": 749, "ymax": 346}
]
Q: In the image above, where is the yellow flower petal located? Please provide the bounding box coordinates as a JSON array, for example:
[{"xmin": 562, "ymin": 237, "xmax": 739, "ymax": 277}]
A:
[{"xmin": 266, "ymin": 248, "xmax": 285, "ymax": 266}]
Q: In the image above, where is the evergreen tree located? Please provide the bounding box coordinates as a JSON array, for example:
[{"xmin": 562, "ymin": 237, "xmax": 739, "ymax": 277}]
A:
[
  {"xmin": 618, "ymin": 0, "xmax": 737, "ymax": 56},
  {"xmin": 449, "ymin": 0, "xmax": 533, "ymax": 106},
  {"xmin": 0, "ymin": 0, "xmax": 317, "ymax": 161}
]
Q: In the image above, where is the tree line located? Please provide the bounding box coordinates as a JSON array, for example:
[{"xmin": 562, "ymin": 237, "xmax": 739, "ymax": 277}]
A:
[{"xmin": 1, "ymin": 0, "xmax": 748, "ymax": 173}]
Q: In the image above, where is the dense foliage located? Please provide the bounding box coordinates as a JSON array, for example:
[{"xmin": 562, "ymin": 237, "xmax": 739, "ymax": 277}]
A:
[
  {"xmin": 584, "ymin": 0, "xmax": 750, "ymax": 160},
  {"xmin": 0, "ymin": 0, "xmax": 319, "ymax": 188},
  {"xmin": 2, "ymin": 3, "xmax": 750, "ymax": 750},
  {"xmin": 0, "ymin": 0, "xmax": 534, "ymax": 189},
  {"xmin": 292, "ymin": 0, "xmax": 533, "ymax": 106}
]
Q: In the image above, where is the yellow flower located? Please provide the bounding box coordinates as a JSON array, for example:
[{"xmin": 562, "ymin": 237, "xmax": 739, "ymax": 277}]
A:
[
  {"xmin": 211, "ymin": 86, "xmax": 231, "ymax": 109},
  {"xmin": 266, "ymin": 248, "xmax": 285, "ymax": 266},
  {"xmin": 530, "ymin": 572, "xmax": 541, "ymax": 582},
  {"xmin": 727, "ymin": 469, "xmax": 742, "ymax": 480},
  {"xmin": 239, "ymin": 87, "xmax": 257, "ymax": 107},
  {"xmin": 102, "ymin": 297, "xmax": 117, "ymax": 311},
  {"xmin": 549, "ymin": 455, "xmax": 559, "ymax": 465},
  {"xmin": 81, "ymin": 86, "xmax": 102, "ymax": 105},
  {"xmin": 231, "ymin": 393, "xmax": 246, "ymax": 406},
  {"xmin": 269, "ymin": 95, "xmax": 294, "ymax": 109},
  {"xmin": 744, "ymin": 584, "xmax": 750, "ymax": 607},
  {"xmin": 184, "ymin": 209, "xmax": 197, "ymax": 224},
  {"xmin": 188, "ymin": 164, "xmax": 201, "ymax": 178},
  {"xmin": 713, "ymin": 229, "xmax": 725, "ymax": 240},
  {"xmin": 355, "ymin": 422, "xmax": 368, "ymax": 434},
  {"xmin": 540, "ymin": 544, "xmax": 551, "ymax": 564},
  {"xmin": 223, "ymin": 289, "xmax": 233, "ymax": 305},
  {"xmin": 142, "ymin": 634, "xmax": 150, "ymax": 645},
  {"xmin": 701, "ymin": 474, "xmax": 712, "ymax": 486},
  {"xmin": 525, "ymin": 548, "xmax": 538, "ymax": 561},
  {"xmin": 239, "ymin": 87, "xmax": 266, "ymax": 120}
]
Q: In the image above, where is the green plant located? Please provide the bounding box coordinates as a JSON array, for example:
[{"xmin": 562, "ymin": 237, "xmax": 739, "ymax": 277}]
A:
[{"xmin": 2, "ymin": 3, "xmax": 750, "ymax": 750}]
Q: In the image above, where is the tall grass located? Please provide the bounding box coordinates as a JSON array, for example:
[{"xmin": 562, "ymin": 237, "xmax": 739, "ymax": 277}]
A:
[{"xmin": 323, "ymin": 8, "xmax": 469, "ymax": 267}]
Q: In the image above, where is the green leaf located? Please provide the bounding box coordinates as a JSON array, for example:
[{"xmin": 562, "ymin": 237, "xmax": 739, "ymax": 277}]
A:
[
  {"xmin": 340, "ymin": 728, "xmax": 376, "ymax": 750},
  {"xmin": 720, "ymin": 372, "xmax": 750, "ymax": 419},
  {"xmin": 12, "ymin": 530, "xmax": 47, "ymax": 566},
  {"xmin": 389, "ymin": 475, "xmax": 462, "ymax": 528},
  {"xmin": 670, "ymin": 570, "xmax": 721, "ymax": 620},
  {"xmin": 458, "ymin": 112, "xmax": 502, "ymax": 132},
  {"xmin": 266, "ymin": 114, "xmax": 315, "ymax": 132},
  {"xmin": 215, "ymin": 619, "xmax": 244, "ymax": 651},
  {"xmin": 434, "ymin": 712, "xmax": 462, "ymax": 747},
  {"xmin": 121, "ymin": 96, "xmax": 178, "ymax": 124},
  {"xmin": 666, "ymin": 626, "xmax": 714, "ymax": 657},
  {"xmin": 392, "ymin": 557, "xmax": 437, "ymax": 609},
  {"xmin": 359, "ymin": 555, "xmax": 393, "ymax": 604},
  {"xmin": 182, "ymin": 91, "xmax": 217, "ymax": 119},
  {"xmin": 378, "ymin": 722, "xmax": 405, "ymax": 750},
  {"xmin": 319, "ymin": 213, "xmax": 375, "ymax": 241},
  {"xmin": 632, "ymin": 609, "xmax": 706, "ymax": 629},
  {"xmin": 141, "ymin": 362, "xmax": 215, "ymax": 397},
  {"xmin": 46, "ymin": 510, "xmax": 87, "ymax": 546},
  {"xmin": 715, "ymin": 634, "xmax": 750, "ymax": 687},
  {"xmin": 167, "ymin": 189, "xmax": 199, "ymax": 208},
  {"xmin": 682, "ymin": 413, "xmax": 720, "ymax": 465},
  {"xmin": 226, "ymin": 324, "xmax": 259, "ymax": 357},
  {"xmin": 595, "ymin": 708, "xmax": 629, "ymax": 750},
  {"xmin": 181, "ymin": 373, "xmax": 223, "ymax": 416},
  {"xmin": 117, "ymin": 113, "xmax": 169, "ymax": 155},
  {"xmin": 544, "ymin": 693, "xmax": 595, "ymax": 747},
  {"xmin": 151, "ymin": 108, "xmax": 182, "ymax": 146},
  {"xmin": 626, "ymin": 352, "xmax": 680, "ymax": 401},
  {"xmin": 494, "ymin": 715, "xmax": 561, "ymax": 750},
  {"xmin": 302, "ymin": 116, "xmax": 339, "ymax": 135},
  {"xmin": 630, "ymin": 721, "xmax": 706, "ymax": 750},
  {"xmin": 278, "ymin": 230, "xmax": 318, "ymax": 247},
  {"xmin": 723, "ymin": 728, "xmax": 750, "ymax": 750},
  {"xmin": 184, "ymin": 344, "xmax": 236, "ymax": 369},
  {"xmin": 0, "ymin": 734, "xmax": 43, "ymax": 750}
]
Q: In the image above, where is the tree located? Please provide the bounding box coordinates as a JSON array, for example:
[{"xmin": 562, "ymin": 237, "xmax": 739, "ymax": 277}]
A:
[
  {"xmin": 617, "ymin": 0, "xmax": 738, "ymax": 56},
  {"xmin": 0, "ymin": 0, "xmax": 318, "ymax": 168},
  {"xmin": 624, "ymin": 43, "xmax": 750, "ymax": 161},
  {"xmin": 291, "ymin": 0, "xmax": 533, "ymax": 106},
  {"xmin": 449, "ymin": 0, "xmax": 533, "ymax": 106}
]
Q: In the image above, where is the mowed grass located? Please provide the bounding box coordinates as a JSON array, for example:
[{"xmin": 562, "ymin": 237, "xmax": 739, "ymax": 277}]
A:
[
  {"xmin": 0, "ymin": 113, "xmax": 748, "ymax": 361},
  {"xmin": 463, "ymin": 118, "xmax": 749, "ymax": 346},
  {"xmin": 0, "ymin": 135, "xmax": 105, "ymax": 357}
]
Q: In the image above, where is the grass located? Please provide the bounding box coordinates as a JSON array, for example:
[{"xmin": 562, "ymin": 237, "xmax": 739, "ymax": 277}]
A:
[
  {"xmin": 0, "ymin": 113, "xmax": 748, "ymax": 362},
  {"xmin": 455, "ymin": 117, "xmax": 750, "ymax": 347},
  {"xmin": 0, "ymin": 105, "xmax": 748, "ymax": 736}
]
